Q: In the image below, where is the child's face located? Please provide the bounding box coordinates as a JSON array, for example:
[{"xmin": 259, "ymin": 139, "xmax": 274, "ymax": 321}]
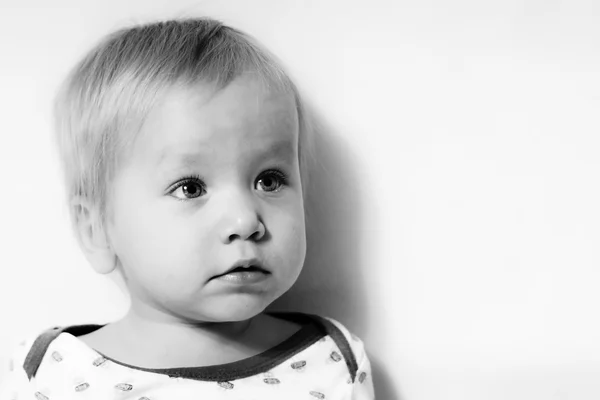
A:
[{"xmin": 105, "ymin": 77, "xmax": 306, "ymax": 323}]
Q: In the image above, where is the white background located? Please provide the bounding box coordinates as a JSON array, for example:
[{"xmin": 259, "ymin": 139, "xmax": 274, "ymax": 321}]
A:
[{"xmin": 1, "ymin": 1, "xmax": 600, "ymax": 399}]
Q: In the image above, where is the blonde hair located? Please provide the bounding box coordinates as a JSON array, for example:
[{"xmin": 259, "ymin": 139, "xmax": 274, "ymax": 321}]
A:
[{"xmin": 54, "ymin": 18, "xmax": 311, "ymax": 230}]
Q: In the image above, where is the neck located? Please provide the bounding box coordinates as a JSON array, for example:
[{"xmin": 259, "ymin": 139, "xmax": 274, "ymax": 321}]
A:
[
  {"xmin": 120, "ymin": 305, "xmax": 254, "ymax": 340},
  {"xmin": 105, "ymin": 304, "xmax": 260, "ymax": 368}
]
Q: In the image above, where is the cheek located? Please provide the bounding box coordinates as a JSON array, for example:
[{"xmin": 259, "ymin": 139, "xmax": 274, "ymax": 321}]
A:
[
  {"xmin": 273, "ymin": 215, "xmax": 306, "ymax": 289},
  {"xmin": 269, "ymin": 206, "xmax": 307, "ymax": 262},
  {"xmin": 109, "ymin": 195, "xmax": 198, "ymax": 279}
]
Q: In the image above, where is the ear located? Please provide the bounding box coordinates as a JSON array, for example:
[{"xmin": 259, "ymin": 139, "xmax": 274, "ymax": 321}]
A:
[{"xmin": 70, "ymin": 196, "xmax": 117, "ymax": 275}]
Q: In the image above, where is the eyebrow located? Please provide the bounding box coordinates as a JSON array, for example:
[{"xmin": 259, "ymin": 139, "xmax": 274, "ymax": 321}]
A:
[{"xmin": 258, "ymin": 140, "xmax": 296, "ymax": 158}]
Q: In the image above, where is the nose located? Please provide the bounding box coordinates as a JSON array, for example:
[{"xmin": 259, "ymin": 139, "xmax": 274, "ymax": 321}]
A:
[{"xmin": 219, "ymin": 192, "xmax": 266, "ymax": 244}]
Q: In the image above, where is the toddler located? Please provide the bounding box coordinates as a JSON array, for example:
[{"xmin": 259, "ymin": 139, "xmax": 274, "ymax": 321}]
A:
[{"xmin": 0, "ymin": 18, "xmax": 374, "ymax": 400}]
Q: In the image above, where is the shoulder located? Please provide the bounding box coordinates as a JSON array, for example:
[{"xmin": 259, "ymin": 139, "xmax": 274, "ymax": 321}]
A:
[
  {"xmin": 273, "ymin": 312, "xmax": 370, "ymax": 383},
  {"xmin": 270, "ymin": 312, "xmax": 368, "ymax": 355},
  {"xmin": 313, "ymin": 316, "xmax": 374, "ymax": 396},
  {"xmin": 4, "ymin": 326, "xmax": 63, "ymax": 382},
  {"xmin": 317, "ymin": 316, "xmax": 365, "ymax": 347},
  {"xmin": 0, "ymin": 328, "xmax": 50, "ymax": 394},
  {"xmin": 313, "ymin": 315, "xmax": 369, "ymax": 363},
  {"xmin": 3, "ymin": 323, "xmax": 101, "ymax": 382},
  {"xmin": 3, "ymin": 334, "xmax": 36, "ymax": 370}
]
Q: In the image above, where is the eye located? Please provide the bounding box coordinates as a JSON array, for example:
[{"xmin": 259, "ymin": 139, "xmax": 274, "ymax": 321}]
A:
[
  {"xmin": 169, "ymin": 177, "xmax": 206, "ymax": 200},
  {"xmin": 255, "ymin": 169, "xmax": 288, "ymax": 193}
]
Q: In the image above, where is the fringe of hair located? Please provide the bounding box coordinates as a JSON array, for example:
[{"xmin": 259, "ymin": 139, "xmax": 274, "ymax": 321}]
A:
[{"xmin": 53, "ymin": 18, "xmax": 313, "ymax": 233}]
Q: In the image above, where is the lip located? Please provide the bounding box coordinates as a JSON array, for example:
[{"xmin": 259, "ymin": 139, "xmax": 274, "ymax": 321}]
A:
[
  {"xmin": 221, "ymin": 258, "xmax": 267, "ymax": 275},
  {"xmin": 211, "ymin": 258, "xmax": 271, "ymax": 284}
]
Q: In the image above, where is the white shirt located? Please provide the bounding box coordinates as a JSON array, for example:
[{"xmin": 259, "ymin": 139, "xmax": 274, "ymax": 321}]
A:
[{"xmin": 0, "ymin": 313, "xmax": 374, "ymax": 400}]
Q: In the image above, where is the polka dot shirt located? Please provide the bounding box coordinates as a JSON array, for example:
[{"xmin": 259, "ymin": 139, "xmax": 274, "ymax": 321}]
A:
[{"xmin": 0, "ymin": 314, "xmax": 374, "ymax": 400}]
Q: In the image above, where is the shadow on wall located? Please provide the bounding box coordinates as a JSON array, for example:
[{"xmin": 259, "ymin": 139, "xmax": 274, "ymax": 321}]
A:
[{"xmin": 269, "ymin": 109, "xmax": 401, "ymax": 400}]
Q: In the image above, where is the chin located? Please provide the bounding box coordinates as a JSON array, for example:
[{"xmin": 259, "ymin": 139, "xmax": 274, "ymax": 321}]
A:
[{"xmin": 194, "ymin": 295, "xmax": 275, "ymax": 323}]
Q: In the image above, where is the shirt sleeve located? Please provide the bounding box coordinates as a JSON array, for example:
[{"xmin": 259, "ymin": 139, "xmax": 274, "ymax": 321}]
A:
[
  {"xmin": 351, "ymin": 345, "xmax": 375, "ymax": 400},
  {"xmin": 348, "ymin": 334, "xmax": 375, "ymax": 400},
  {"xmin": 322, "ymin": 317, "xmax": 376, "ymax": 399},
  {"xmin": 0, "ymin": 339, "xmax": 36, "ymax": 400}
]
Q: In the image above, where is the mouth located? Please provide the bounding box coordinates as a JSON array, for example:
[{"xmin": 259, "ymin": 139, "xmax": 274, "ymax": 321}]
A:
[
  {"xmin": 222, "ymin": 258, "xmax": 269, "ymax": 275},
  {"xmin": 211, "ymin": 258, "xmax": 271, "ymax": 284},
  {"xmin": 225, "ymin": 265, "xmax": 268, "ymax": 274}
]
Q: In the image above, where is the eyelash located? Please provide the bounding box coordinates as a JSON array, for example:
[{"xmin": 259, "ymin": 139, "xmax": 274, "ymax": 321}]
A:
[
  {"xmin": 168, "ymin": 175, "xmax": 207, "ymax": 201},
  {"xmin": 167, "ymin": 169, "xmax": 290, "ymax": 200},
  {"xmin": 259, "ymin": 169, "xmax": 289, "ymax": 190}
]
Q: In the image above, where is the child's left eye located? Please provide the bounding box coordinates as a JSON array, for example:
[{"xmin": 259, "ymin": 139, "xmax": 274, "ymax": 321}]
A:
[{"xmin": 255, "ymin": 170, "xmax": 288, "ymax": 193}]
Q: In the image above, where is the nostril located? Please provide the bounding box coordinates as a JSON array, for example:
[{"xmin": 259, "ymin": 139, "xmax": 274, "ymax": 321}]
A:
[
  {"xmin": 221, "ymin": 218, "xmax": 265, "ymax": 244},
  {"xmin": 226, "ymin": 227, "xmax": 264, "ymax": 242}
]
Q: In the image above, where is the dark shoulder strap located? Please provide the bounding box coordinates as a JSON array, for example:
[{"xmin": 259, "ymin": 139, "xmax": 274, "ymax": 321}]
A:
[
  {"xmin": 23, "ymin": 326, "xmax": 65, "ymax": 380},
  {"xmin": 306, "ymin": 314, "xmax": 359, "ymax": 382},
  {"xmin": 23, "ymin": 324, "xmax": 104, "ymax": 380},
  {"xmin": 268, "ymin": 311, "xmax": 360, "ymax": 382},
  {"xmin": 24, "ymin": 316, "xmax": 359, "ymax": 382}
]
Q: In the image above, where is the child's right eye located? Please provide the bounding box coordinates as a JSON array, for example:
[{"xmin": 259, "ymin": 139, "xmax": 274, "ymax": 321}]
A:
[{"xmin": 168, "ymin": 177, "xmax": 206, "ymax": 200}]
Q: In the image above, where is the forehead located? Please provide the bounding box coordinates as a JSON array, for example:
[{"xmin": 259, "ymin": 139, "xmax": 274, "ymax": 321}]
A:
[{"xmin": 135, "ymin": 77, "xmax": 299, "ymax": 165}]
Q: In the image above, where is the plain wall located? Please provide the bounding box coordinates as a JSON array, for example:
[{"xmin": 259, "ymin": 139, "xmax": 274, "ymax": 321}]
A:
[{"xmin": 1, "ymin": 1, "xmax": 600, "ymax": 399}]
